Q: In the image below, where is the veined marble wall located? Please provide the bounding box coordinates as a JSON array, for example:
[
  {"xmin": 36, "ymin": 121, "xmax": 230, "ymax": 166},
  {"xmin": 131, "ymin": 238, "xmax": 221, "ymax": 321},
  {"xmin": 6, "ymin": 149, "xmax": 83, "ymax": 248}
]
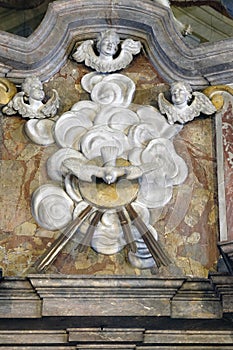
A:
[
  {"xmin": 222, "ymin": 102, "xmax": 233, "ymax": 241},
  {"xmin": 0, "ymin": 53, "xmax": 219, "ymax": 277}
]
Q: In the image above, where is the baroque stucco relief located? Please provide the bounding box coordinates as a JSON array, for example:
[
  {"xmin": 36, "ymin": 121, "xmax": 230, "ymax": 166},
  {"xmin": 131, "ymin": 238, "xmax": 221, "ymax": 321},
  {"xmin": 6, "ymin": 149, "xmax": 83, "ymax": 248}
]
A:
[{"xmin": 0, "ymin": 29, "xmax": 221, "ymax": 277}]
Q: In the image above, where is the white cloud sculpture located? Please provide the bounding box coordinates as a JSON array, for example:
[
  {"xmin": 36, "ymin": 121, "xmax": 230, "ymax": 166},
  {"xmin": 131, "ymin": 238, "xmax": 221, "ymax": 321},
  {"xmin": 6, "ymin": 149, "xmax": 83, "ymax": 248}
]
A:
[{"xmin": 32, "ymin": 72, "xmax": 188, "ymax": 269}]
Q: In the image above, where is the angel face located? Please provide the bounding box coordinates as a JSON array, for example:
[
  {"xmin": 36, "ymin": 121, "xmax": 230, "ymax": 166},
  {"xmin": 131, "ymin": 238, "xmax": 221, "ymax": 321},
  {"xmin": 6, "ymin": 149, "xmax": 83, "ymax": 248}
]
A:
[
  {"xmin": 97, "ymin": 30, "xmax": 120, "ymax": 58},
  {"xmin": 171, "ymin": 82, "xmax": 191, "ymax": 108},
  {"xmin": 99, "ymin": 38, "xmax": 118, "ymax": 57},
  {"xmin": 22, "ymin": 76, "xmax": 45, "ymax": 101},
  {"xmin": 29, "ymin": 83, "xmax": 45, "ymax": 101}
]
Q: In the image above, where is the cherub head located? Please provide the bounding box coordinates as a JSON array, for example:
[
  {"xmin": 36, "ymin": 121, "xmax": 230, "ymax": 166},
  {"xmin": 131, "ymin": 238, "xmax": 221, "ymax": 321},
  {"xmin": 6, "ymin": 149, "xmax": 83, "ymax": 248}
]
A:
[
  {"xmin": 170, "ymin": 81, "xmax": 192, "ymax": 109},
  {"xmin": 21, "ymin": 76, "xmax": 45, "ymax": 102},
  {"xmin": 96, "ymin": 29, "xmax": 120, "ymax": 59}
]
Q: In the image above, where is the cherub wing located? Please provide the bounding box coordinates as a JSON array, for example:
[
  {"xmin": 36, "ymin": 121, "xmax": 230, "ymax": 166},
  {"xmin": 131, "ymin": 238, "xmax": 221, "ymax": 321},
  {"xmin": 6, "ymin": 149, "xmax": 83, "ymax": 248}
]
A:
[
  {"xmin": 3, "ymin": 92, "xmax": 39, "ymax": 119},
  {"xmin": 113, "ymin": 39, "xmax": 141, "ymax": 71},
  {"xmin": 63, "ymin": 158, "xmax": 105, "ymax": 182},
  {"xmin": 121, "ymin": 39, "xmax": 141, "ymax": 55},
  {"xmin": 72, "ymin": 40, "xmax": 95, "ymax": 63},
  {"xmin": 41, "ymin": 89, "xmax": 59, "ymax": 118},
  {"xmin": 2, "ymin": 98, "xmax": 17, "ymax": 115},
  {"xmin": 192, "ymin": 91, "xmax": 216, "ymax": 115},
  {"xmin": 2, "ymin": 92, "xmax": 25, "ymax": 116},
  {"xmin": 158, "ymin": 93, "xmax": 177, "ymax": 124}
]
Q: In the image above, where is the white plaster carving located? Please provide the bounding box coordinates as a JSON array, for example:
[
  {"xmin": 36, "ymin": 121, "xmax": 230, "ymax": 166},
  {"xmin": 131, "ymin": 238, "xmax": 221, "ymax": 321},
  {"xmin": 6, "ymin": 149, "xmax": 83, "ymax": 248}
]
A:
[
  {"xmin": 82, "ymin": 72, "xmax": 136, "ymax": 107},
  {"xmin": 2, "ymin": 75, "xmax": 60, "ymax": 145},
  {"xmin": 133, "ymin": 138, "xmax": 188, "ymax": 208},
  {"xmin": 47, "ymin": 148, "xmax": 86, "ymax": 182},
  {"xmin": 126, "ymin": 202, "xmax": 158, "ymax": 268},
  {"xmin": 73, "ymin": 29, "xmax": 141, "ymax": 73},
  {"xmin": 80, "ymin": 126, "xmax": 129, "ymax": 161},
  {"xmin": 32, "ymin": 184, "xmax": 74, "ymax": 230},
  {"xmin": 128, "ymin": 224, "xmax": 158, "ymax": 269},
  {"xmin": 3, "ymin": 76, "xmax": 59, "ymax": 119},
  {"xmin": 158, "ymin": 81, "xmax": 216, "ymax": 124},
  {"xmin": 32, "ymin": 72, "xmax": 190, "ymax": 269},
  {"xmin": 24, "ymin": 119, "xmax": 55, "ymax": 146},
  {"xmin": 91, "ymin": 210, "xmax": 126, "ymax": 255},
  {"xmin": 54, "ymin": 109, "xmax": 94, "ymax": 149},
  {"xmin": 94, "ymin": 106, "xmax": 139, "ymax": 131},
  {"xmin": 63, "ymin": 152, "xmax": 169, "ymax": 186}
]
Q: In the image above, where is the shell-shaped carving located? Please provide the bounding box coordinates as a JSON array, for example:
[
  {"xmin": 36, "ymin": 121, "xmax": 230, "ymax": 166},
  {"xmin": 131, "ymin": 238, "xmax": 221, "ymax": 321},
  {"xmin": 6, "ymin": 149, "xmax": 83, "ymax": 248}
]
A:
[
  {"xmin": 31, "ymin": 184, "xmax": 74, "ymax": 230},
  {"xmin": 24, "ymin": 119, "xmax": 55, "ymax": 145},
  {"xmin": 100, "ymin": 74, "xmax": 135, "ymax": 106},
  {"xmin": 54, "ymin": 110, "xmax": 93, "ymax": 149},
  {"xmin": 94, "ymin": 106, "xmax": 139, "ymax": 131},
  {"xmin": 47, "ymin": 148, "xmax": 87, "ymax": 181},
  {"xmin": 80, "ymin": 126, "xmax": 129, "ymax": 160}
]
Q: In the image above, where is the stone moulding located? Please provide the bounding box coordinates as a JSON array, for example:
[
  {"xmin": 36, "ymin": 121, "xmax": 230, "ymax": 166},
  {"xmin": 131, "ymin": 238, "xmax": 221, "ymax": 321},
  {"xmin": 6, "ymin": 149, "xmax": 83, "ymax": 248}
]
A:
[
  {"xmin": 1, "ymin": 274, "xmax": 232, "ymax": 319},
  {"xmin": 1, "ymin": 328, "xmax": 233, "ymax": 348},
  {"xmin": 0, "ymin": 0, "xmax": 233, "ymax": 87}
]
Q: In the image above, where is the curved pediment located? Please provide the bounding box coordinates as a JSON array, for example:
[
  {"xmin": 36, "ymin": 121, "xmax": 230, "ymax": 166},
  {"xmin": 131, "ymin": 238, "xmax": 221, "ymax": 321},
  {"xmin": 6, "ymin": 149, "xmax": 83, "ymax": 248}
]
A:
[{"xmin": 0, "ymin": 0, "xmax": 233, "ymax": 87}]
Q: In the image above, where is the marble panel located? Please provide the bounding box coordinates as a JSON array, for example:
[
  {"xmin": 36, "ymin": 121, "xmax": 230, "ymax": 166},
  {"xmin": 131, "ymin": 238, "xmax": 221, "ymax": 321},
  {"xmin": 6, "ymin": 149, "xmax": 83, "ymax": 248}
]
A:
[
  {"xmin": 0, "ymin": 331, "xmax": 67, "ymax": 344},
  {"xmin": 144, "ymin": 330, "xmax": 233, "ymax": 344},
  {"xmin": 68, "ymin": 328, "xmax": 144, "ymax": 343},
  {"xmin": 222, "ymin": 101, "xmax": 233, "ymax": 241}
]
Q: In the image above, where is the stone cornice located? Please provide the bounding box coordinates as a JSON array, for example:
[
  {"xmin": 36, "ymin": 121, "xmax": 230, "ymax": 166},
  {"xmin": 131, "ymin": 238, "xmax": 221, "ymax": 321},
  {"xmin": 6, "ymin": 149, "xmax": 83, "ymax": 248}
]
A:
[
  {"xmin": 0, "ymin": 274, "xmax": 232, "ymax": 319},
  {"xmin": 0, "ymin": 0, "xmax": 233, "ymax": 87},
  {"xmin": 0, "ymin": 274, "xmax": 232, "ymax": 347}
]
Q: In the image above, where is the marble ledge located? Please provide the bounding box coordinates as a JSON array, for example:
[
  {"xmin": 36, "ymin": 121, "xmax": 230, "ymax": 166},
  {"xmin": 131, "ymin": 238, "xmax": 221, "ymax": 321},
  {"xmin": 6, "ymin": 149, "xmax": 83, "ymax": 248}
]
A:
[
  {"xmin": 0, "ymin": 274, "xmax": 232, "ymax": 319},
  {"xmin": 67, "ymin": 328, "xmax": 144, "ymax": 343},
  {"xmin": 0, "ymin": 331, "xmax": 67, "ymax": 345},
  {"xmin": 1, "ymin": 329, "xmax": 233, "ymax": 348}
]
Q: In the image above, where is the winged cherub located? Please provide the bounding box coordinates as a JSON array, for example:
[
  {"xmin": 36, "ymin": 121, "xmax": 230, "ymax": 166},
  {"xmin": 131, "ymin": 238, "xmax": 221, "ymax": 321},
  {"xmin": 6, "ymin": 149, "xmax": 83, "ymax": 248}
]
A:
[
  {"xmin": 158, "ymin": 81, "xmax": 216, "ymax": 124},
  {"xmin": 72, "ymin": 29, "xmax": 141, "ymax": 73},
  {"xmin": 2, "ymin": 75, "xmax": 59, "ymax": 119}
]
